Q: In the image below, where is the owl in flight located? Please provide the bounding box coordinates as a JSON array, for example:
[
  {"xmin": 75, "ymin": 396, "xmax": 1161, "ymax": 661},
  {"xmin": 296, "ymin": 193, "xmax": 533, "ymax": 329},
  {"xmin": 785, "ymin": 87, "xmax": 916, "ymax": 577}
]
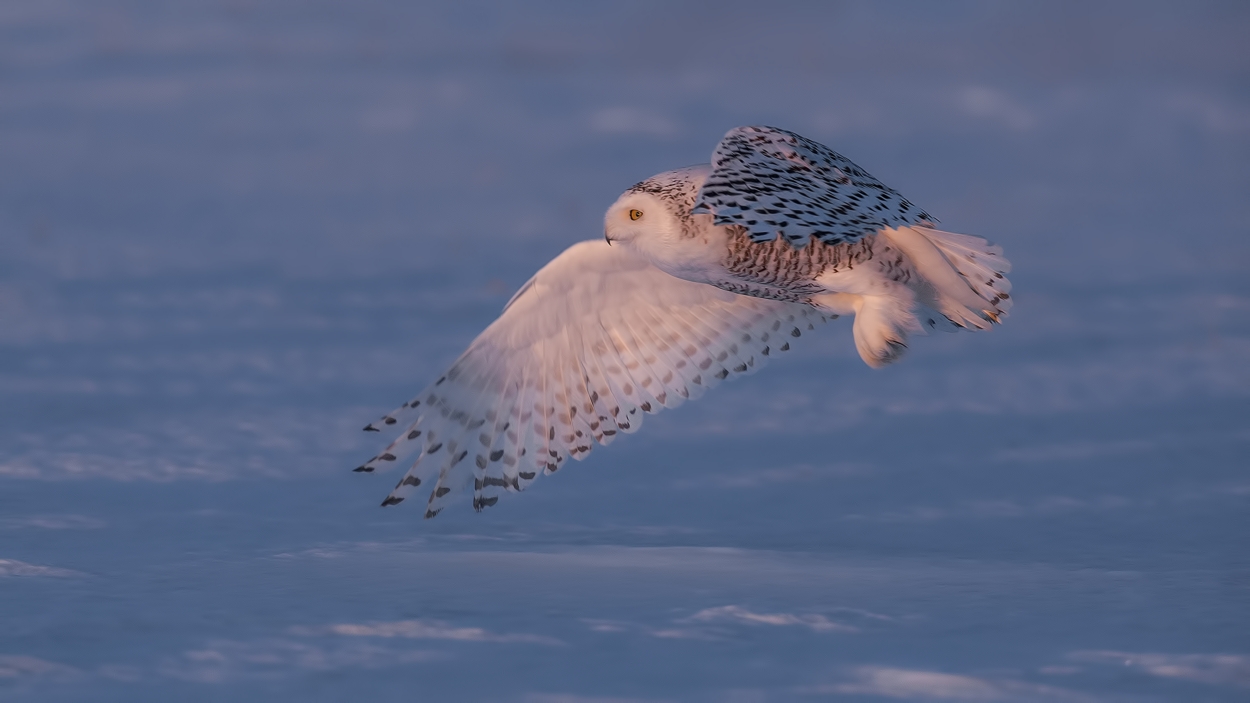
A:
[{"xmin": 354, "ymin": 126, "xmax": 1012, "ymax": 517}]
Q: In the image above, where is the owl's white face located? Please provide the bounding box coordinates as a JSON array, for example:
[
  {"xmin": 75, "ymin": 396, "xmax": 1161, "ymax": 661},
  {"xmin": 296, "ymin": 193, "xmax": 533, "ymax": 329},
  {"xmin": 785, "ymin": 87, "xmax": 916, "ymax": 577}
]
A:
[
  {"xmin": 603, "ymin": 165, "xmax": 720, "ymax": 283},
  {"xmin": 603, "ymin": 191, "xmax": 679, "ymax": 249}
]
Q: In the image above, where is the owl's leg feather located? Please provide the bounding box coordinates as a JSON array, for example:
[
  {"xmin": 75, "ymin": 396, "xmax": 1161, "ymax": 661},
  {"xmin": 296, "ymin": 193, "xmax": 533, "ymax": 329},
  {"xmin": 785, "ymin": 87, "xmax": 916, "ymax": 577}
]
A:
[
  {"xmin": 812, "ymin": 287, "xmax": 919, "ymax": 369},
  {"xmin": 852, "ymin": 289, "xmax": 919, "ymax": 368}
]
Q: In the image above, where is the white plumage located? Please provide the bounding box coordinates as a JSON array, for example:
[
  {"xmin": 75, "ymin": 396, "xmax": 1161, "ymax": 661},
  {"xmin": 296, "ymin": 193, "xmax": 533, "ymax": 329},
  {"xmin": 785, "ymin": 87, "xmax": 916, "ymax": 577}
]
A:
[{"xmin": 355, "ymin": 126, "xmax": 1011, "ymax": 517}]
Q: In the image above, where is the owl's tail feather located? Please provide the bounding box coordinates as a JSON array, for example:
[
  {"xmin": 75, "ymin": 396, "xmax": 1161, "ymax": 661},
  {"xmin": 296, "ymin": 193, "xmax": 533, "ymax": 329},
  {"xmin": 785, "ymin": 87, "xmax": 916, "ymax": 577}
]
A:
[{"xmin": 882, "ymin": 226, "xmax": 1012, "ymax": 332}]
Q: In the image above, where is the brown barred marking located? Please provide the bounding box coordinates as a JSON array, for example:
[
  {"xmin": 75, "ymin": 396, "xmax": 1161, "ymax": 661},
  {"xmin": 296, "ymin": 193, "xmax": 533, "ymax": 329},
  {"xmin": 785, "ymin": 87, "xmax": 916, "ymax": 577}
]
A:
[
  {"xmin": 875, "ymin": 243, "xmax": 914, "ymax": 284},
  {"xmin": 713, "ymin": 280, "xmax": 810, "ymax": 303},
  {"xmin": 717, "ymin": 226, "xmax": 876, "ymax": 297}
]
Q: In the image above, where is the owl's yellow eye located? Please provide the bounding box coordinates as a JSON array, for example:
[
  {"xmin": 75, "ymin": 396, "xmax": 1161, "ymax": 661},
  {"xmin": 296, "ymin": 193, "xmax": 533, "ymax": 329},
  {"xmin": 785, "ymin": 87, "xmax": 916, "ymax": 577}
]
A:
[{"xmin": 629, "ymin": 209, "xmax": 643, "ymax": 221}]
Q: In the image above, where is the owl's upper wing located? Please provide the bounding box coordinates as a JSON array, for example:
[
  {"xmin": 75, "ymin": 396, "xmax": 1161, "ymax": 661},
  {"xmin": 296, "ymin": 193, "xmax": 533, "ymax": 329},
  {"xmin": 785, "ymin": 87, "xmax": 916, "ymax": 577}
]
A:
[
  {"xmin": 692, "ymin": 125, "xmax": 933, "ymax": 248},
  {"xmin": 355, "ymin": 240, "xmax": 831, "ymax": 518}
]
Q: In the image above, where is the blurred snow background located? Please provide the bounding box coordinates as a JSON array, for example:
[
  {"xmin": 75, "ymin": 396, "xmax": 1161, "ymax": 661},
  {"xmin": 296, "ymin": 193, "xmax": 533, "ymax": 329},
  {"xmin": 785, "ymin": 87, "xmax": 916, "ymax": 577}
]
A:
[{"xmin": 1, "ymin": 1, "xmax": 1247, "ymax": 701}]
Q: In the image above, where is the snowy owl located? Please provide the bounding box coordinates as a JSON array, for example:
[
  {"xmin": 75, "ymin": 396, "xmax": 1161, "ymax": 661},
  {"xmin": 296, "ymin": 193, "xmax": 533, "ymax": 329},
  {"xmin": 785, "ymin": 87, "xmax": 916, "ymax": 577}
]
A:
[{"xmin": 354, "ymin": 126, "xmax": 1011, "ymax": 517}]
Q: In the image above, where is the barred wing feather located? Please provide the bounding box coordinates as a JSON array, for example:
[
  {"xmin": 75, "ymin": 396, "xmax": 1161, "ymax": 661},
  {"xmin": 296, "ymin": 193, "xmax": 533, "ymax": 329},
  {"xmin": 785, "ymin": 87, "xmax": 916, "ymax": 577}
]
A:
[
  {"xmin": 355, "ymin": 239, "xmax": 830, "ymax": 518},
  {"xmin": 693, "ymin": 125, "xmax": 933, "ymax": 247}
]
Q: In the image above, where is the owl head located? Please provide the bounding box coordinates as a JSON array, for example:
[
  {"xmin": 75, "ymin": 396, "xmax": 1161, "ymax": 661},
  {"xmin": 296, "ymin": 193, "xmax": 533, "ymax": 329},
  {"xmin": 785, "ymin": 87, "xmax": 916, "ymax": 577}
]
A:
[{"xmin": 603, "ymin": 165, "xmax": 720, "ymax": 278}]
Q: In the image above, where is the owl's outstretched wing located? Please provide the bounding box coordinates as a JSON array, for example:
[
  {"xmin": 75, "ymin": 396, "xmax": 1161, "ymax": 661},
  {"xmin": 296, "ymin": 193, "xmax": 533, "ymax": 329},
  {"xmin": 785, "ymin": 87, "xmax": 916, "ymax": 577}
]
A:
[
  {"xmin": 354, "ymin": 240, "xmax": 831, "ymax": 518},
  {"xmin": 692, "ymin": 125, "xmax": 933, "ymax": 248}
]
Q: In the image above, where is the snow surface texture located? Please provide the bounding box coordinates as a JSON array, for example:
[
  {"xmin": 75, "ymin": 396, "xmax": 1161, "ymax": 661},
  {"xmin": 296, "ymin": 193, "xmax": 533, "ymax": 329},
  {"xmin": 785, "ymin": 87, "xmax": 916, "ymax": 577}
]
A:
[{"xmin": 2, "ymin": 1, "xmax": 1247, "ymax": 701}]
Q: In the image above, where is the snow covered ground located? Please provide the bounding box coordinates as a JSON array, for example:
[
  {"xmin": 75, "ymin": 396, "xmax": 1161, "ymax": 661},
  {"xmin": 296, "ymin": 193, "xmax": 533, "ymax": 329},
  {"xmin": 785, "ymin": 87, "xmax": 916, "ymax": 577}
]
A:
[{"xmin": 2, "ymin": 2, "xmax": 1247, "ymax": 701}]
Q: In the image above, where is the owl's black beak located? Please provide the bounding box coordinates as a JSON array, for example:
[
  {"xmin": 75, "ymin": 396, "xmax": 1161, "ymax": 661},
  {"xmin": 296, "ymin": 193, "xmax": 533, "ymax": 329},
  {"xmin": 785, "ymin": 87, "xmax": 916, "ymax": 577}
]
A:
[{"xmin": 604, "ymin": 231, "xmax": 613, "ymax": 246}]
